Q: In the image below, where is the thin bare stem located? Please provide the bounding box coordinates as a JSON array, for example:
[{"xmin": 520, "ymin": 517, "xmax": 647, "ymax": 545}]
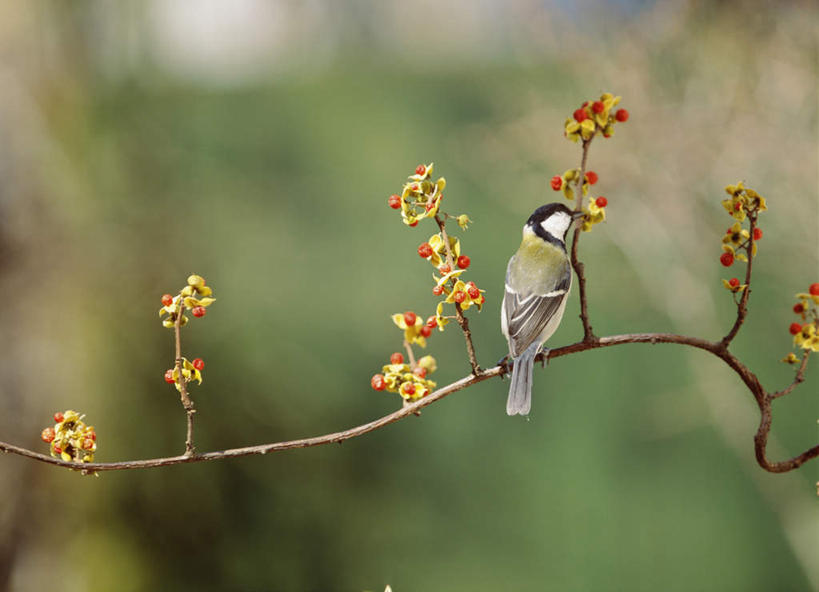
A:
[
  {"xmin": 435, "ymin": 214, "xmax": 480, "ymax": 374},
  {"xmin": 403, "ymin": 339, "xmax": 417, "ymax": 369},
  {"xmin": 771, "ymin": 351, "xmax": 810, "ymax": 400},
  {"xmin": 720, "ymin": 211, "xmax": 758, "ymax": 348},
  {"xmin": 173, "ymin": 308, "xmax": 196, "ymax": 456},
  {"xmin": 570, "ymin": 139, "xmax": 596, "ymax": 342}
]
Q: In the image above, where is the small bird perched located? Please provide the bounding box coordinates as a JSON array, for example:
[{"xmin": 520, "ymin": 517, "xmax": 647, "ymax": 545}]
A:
[{"xmin": 502, "ymin": 203, "xmax": 582, "ymax": 416}]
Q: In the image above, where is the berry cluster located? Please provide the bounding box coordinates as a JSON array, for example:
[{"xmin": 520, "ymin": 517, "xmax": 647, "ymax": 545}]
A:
[
  {"xmin": 375, "ymin": 164, "xmax": 484, "ymax": 401},
  {"xmin": 718, "ymin": 182, "xmax": 766, "ymax": 293},
  {"xmin": 564, "ymin": 93, "xmax": 629, "ymax": 143},
  {"xmin": 551, "ymin": 168, "xmax": 607, "ymax": 232},
  {"xmin": 159, "ymin": 274, "xmax": 216, "ymax": 328},
  {"xmin": 371, "ymin": 351, "xmax": 438, "ymax": 401},
  {"xmin": 164, "ymin": 357, "xmax": 206, "ymax": 391},
  {"xmin": 41, "ymin": 410, "xmax": 97, "ymax": 464},
  {"xmin": 783, "ymin": 283, "xmax": 819, "ymax": 362}
]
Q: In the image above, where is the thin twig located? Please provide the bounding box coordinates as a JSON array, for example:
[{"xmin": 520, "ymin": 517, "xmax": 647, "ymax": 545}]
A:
[
  {"xmin": 403, "ymin": 339, "xmax": 417, "ymax": 369},
  {"xmin": 570, "ymin": 139, "xmax": 596, "ymax": 342},
  {"xmin": 771, "ymin": 351, "xmax": 810, "ymax": 400},
  {"xmin": 2, "ymin": 329, "xmax": 814, "ymax": 473},
  {"xmin": 434, "ymin": 214, "xmax": 481, "ymax": 374},
  {"xmin": 173, "ymin": 307, "xmax": 196, "ymax": 456},
  {"xmin": 720, "ymin": 211, "xmax": 757, "ymax": 348}
]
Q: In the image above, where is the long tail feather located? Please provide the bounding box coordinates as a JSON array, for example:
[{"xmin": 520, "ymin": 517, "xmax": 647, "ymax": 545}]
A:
[{"xmin": 506, "ymin": 345, "xmax": 538, "ymax": 416}]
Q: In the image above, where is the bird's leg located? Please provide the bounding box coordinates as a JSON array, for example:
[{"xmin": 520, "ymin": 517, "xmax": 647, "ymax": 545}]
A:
[{"xmin": 539, "ymin": 346, "xmax": 551, "ymax": 368}]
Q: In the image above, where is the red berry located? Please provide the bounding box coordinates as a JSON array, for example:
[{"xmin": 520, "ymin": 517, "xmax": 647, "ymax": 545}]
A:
[
  {"xmin": 810, "ymin": 283, "xmax": 819, "ymax": 296},
  {"xmin": 585, "ymin": 171, "xmax": 598, "ymax": 185},
  {"xmin": 404, "ymin": 312, "xmax": 417, "ymax": 326},
  {"xmin": 457, "ymin": 255, "xmax": 471, "ymax": 269},
  {"xmin": 390, "ymin": 352, "xmax": 404, "ymax": 365},
  {"xmin": 439, "ymin": 264, "xmax": 451, "ymax": 274},
  {"xmin": 402, "ymin": 382, "xmax": 416, "ymax": 396},
  {"xmin": 753, "ymin": 228, "xmax": 763, "ymax": 240},
  {"xmin": 164, "ymin": 369, "xmax": 175, "ymax": 383},
  {"xmin": 409, "ymin": 220, "xmax": 418, "ymax": 228},
  {"xmin": 432, "ymin": 285, "xmax": 444, "ymax": 296},
  {"xmin": 88, "ymin": 431, "xmax": 96, "ymax": 441},
  {"xmin": 720, "ymin": 252, "xmax": 734, "ymax": 267},
  {"xmin": 192, "ymin": 358, "xmax": 205, "ymax": 371},
  {"xmin": 413, "ymin": 366, "xmax": 427, "ymax": 378},
  {"xmin": 615, "ymin": 109, "xmax": 629, "ymax": 122},
  {"xmin": 728, "ymin": 278, "xmax": 740, "ymax": 288},
  {"xmin": 41, "ymin": 427, "xmax": 55, "ymax": 443},
  {"xmin": 420, "ymin": 326, "xmax": 432, "ymax": 338},
  {"xmin": 480, "ymin": 295, "xmax": 486, "ymax": 304},
  {"xmin": 794, "ymin": 303, "xmax": 804, "ymax": 314},
  {"xmin": 789, "ymin": 323, "xmax": 802, "ymax": 335},
  {"xmin": 82, "ymin": 438, "xmax": 94, "ymax": 450},
  {"xmin": 53, "ymin": 446, "xmax": 62, "ymax": 455},
  {"xmin": 595, "ymin": 196, "xmax": 608, "ymax": 208},
  {"xmin": 467, "ymin": 286, "xmax": 480, "ymax": 299},
  {"xmin": 573, "ymin": 108, "xmax": 588, "ymax": 123},
  {"xmin": 388, "ymin": 194, "xmax": 401, "ymax": 209},
  {"xmin": 426, "ymin": 316, "xmax": 437, "ymax": 328},
  {"xmin": 53, "ymin": 412, "xmax": 64, "ymax": 423},
  {"xmin": 161, "ymin": 293, "xmax": 174, "ymax": 307},
  {"xmin": 192, "ymin": 306, "xmax": 206, "ymax": 318},
  {"xmin": 733, "ymin": 202, "xmax": 741, "ymax": 211},
  {"xmin": 602, "ymin": 132, "xmax": 611, "ymax": 138},
  {"xmin": 453, "ymin": 291, "xmax": 466, "ymax": 304},
  {"xmin": 370, "ymin": 374, "xmax": 386, "ymax": 391},
  {"xmin": 591, "ymin": 101, "xmax": 605, "ymax": 114},
  {"xmin": 425, "ymin": 202, "xmax": 435, "ymax": 212},
  {"xmin": 550, "ymin": 175, "xmax": 563, "ymax": 191},
  {"xmin": 410, "ymin": 184, "xmax": 419, "ymax": 192},
  {"xmin": 415, "ymin": 164, "xmax": 426, "ymax": 176}
]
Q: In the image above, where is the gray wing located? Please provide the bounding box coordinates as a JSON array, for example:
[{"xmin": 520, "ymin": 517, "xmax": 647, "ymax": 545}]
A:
[{"xmin": 503, "ymin": 263, "xmax": 571, "ymax": 358}]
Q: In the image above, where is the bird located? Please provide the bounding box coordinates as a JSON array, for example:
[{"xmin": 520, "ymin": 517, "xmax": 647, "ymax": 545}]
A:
[{"xmin": 501, "ymin": 202, "xmax": 582, "ymax": 416}]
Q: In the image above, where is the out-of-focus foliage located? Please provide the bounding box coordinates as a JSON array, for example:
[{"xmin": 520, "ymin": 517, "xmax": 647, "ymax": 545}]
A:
[{"xmin": 0, "ymin": 1, "xmax": 816, "ymax": 590}]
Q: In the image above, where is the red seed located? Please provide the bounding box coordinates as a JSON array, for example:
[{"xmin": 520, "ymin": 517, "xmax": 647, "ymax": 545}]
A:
[
  {"xmin": 192, "ymin": 306, "xmax": 206, "ymax": 318},
  {"xmin": 88, "ymin": 431, "xmax": 96, "ymax": 441},
  {"xmin": 161, "ymin": 294, "xmax": 174, "ymax": 307},
  {"xmin": 480, "ymin": 295, "xmax": 486, "ymax": 304},
  {"xmin": 810, "ymin": 283, "xmax": 819, "ymax": 296},
  {"xmin": 550, "ymin": 175, "xmax": 563, "ymax": 191},
  {"xmin": 192, "ymin": 358, "xmax": 205, "ymax": 371},
  {"xmin": 388, "ymin": 194, "xmax": 402, "ymax": 209},
  {"xmin": 420, "ymin": 326, "xmax": 432, "ymax": 338},
  {"xmin": 432, "ymin": 285, "xmax": 444, "ymax": 296},
  {"xmin": 414, "ymin": 367, "xmax": 427, "ymax": 378},
  {"xmin": 403, "ymin": 312, "xmax": 417, "ymax": 326},
  {"xmin": 418, "ymin": 243, "xmax": 433, "ymax": 258},
  {"xmin": 439, "ymin": 264, "xmax": 452, "ymax": 274},
  {"xmin": 457, "ymin": 255, "xmax": 471, "ymax": 269},
  {"xmin": 370, "ymin": 374, "xmax": 386, "ymax": 391},
  {"xmin": 573, "ymin": 108, "xmax": 588, "ymax": 123},
  {"xmin": 409, "ymin": 220, "xmax": 418, "ymax": 227},
  {"xmin": 53, "ymin": 412, "xmax": 64, "ymax": 423},
  {"xmin": 426, "ymin": 316, "xmax": 437, "ymax": 328},
  {"xmin": 415, "ymin": 164, "xmax": 426, "ymax": 176},
  {"xmin": 402, "ymin": 382, "xmax": 416, "ymax": 396},
  {"xmin": 720, "ymin": 252, "xmax": 734, "ymax": 267},
  {"xmin": 41, "ymin": 427, "xmax": 55, "ymax": 443},
  {"xmin": 728, "ymin": 278, "xmax": 740, "ymax": 288},
  {"xmin": 794, "ymin": 303, "xmax": 804, "ymax": 314},
  {"xmin": 733, "ymin": 202, "xmax": 741, "ymax": 211},
  {"xmin": 753, "ymin": 228, "xmax": 762, "ymax": 240},
  {"xmin": 591, "ymin": 101, "xmax": 605, "ymax": 114},
  {"xmin": 390, "ymin": 352, "xmax": 404, "ymax": 365},
  {"xmin": 585, "ymin": 171, "xmax": 598, "ymax": 185},
  {"xmin": 595, "ymin": 196, "xmax": 608, "ymax": 208},
  {"xmin": 615, "ymin": 109, "xmax": 629, "ymax": 122},
  {"xmin": 164, "ymin": 369, "xmax": 175, "ymax": 383},
  {"xmin": 53, "ymin": 446, "xmax": 62, "ymax": 454},
  {"xmin": 425, "ymin": 202, "xmax": 435, "ymax": 212},
  {"xmin": 410, "ymin": 184, "xmax": 419, "ymax": 192},
  {"xmin": 82, "ymin": 438, "xmax": 94, "ymax": 450},
  {"xmin": 468, "ymin": 286, "xmax": 480, "ymax": 299},
  {"xmin": 789, "ymin": 323, "xmax": 802, "ymax": 335},
  {"xmin": 453, "ymin": 291, "xmax": 466, "ymax": 304}
]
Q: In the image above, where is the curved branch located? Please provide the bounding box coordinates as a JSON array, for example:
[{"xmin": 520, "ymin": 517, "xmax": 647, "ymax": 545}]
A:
[{"xmin": 1, "ymin": 331, "xmax": 813, "ymax": 473}]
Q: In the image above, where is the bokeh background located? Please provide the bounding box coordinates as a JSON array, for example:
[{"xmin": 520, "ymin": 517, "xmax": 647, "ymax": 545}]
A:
[{"xmin": 0, "ymin": 1, "xmax": 817, "ymax": 590}]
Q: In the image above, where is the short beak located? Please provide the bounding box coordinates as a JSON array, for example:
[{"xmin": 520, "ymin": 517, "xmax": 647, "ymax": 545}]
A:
[{"xmin": 571, "ymin": 210, "xmax": 585, "ymax": 220}]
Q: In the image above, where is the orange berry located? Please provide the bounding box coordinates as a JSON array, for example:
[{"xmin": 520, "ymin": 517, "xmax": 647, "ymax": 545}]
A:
[
  {"xmin": 615, "ymin": 109, "xmax": 629, "ymax": 122},
  {"xmin": 401, "ymin": 382, "xmax": 416, "ymax": 396},
  {"xmin": 388, "ymin": 194, "xmax": 401, "ymax": 209},
  {"xmin": 550, "ymin": 175, "xmax": 563, "ymax": 191},
  {"xmin": 426, "ymin": 316, "xmax": 437, "ymax": 328},
  {"xmin": 467, "ymin": 286, "xmax": 480, "ymax": 299},
  {"xmin": 753, "ymin": 228, "xmax": 762, "ymax": 240},
  {"xmin": 453, "ymin": 291, "xmax": 466, "ymax": 304},
  {"xmin": 573, "ymin": 108, "xmax": 588, "ymax": 123},
  {"xmin": 370, "ymin": 374, "xmax": 386, "ymax": 391},
  {"xmin": 404, "ymin": 312, "xmax": 417, "ymax": 326},
  {"xmin": 413, "ymin": 367, "xmax": 427, "ymax": 378},
  {"xmin": 41, "ymin": 427, "xmax": 55, "ymax": 443},
  {"xmin": 457, "ymin": 255, "xmax": 470, "ymax": 269},
  {"xmin": 390, "ymin": 352, "xmax": 404, "ymax": 365},
  {"xmin": 720, "ymin": 252, "xmax": 734, "ymax": 267},
  {"xmin": 415, "ymin": 164, "xmax": 426, "ymax": 176},
  {"xmin": 728, "ymin": 278, "xmax": 740, "ymax": 288},
  {"xmin": 192, "ymin": 306, "xmax": 206, "ymax": 318},
  {"xmin": 810, "ymin": 283, "xmax": 819, "ymax": 296},
  {"xmin": 420, "ymin": 326, "xmax": 432, "ymax": 338},
  {"xmin": 432, "ymin": 285, "xmax": 444, "ymax": 296},
  {"xmin": 164, "ymin": 369, "xmax": 175, "ymax": 383},
  {"xmin": 439, "ymin": 264, "xmax": 451, "ymax": 274},
  {"xmin": 585, "ymin": 171, "xmax": 598, "ymax": 185},
  {"xmin": 595, "ymin": 196, "xmax": 608, "ymax": 208},
  {"xmin": 53, "ymin": 412, "xmax": 64, "ymax": 423},
  {"xmin": 789, "ymin": 323, "xmax": 802, "ymax": 335},
  {"xmin": 591, "ymin": 101, "xmax": 605, "ymax": 113},
  {"xmin": 192, "ymin": 358, "xmax": 205, "ymax": 371},
  {"xmin": 161, "ymin": 294, "xmax": 174, "ymax": 306}
]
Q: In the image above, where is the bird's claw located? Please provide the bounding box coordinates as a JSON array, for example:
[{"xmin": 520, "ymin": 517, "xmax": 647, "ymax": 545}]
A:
[
  {"xmin": 497, "ymin": 354, "xmax": 513, "ymax": 378},
  {"xmin": 539, "ymin": 346, "xmax": 551, "ymax": 368}
]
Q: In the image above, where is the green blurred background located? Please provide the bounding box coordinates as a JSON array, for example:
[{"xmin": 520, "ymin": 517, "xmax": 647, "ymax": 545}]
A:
[{"xmin": 1, "ymin": 1, "xmax": 817, "ymax": 590}]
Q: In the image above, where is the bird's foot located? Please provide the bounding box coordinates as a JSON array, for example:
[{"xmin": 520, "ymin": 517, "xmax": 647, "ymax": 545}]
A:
[
  {"xmin": 497, "ymin": 354, "xmax": 513, "ymax": 378},
  {"xmin": 539, "ymin": 346, "xmax": 551, "ymax": 368}
]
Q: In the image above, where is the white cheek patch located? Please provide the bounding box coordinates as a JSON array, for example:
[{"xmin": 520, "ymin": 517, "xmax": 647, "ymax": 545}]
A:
[{"xmin": 540, "ymin": 212, "xmax": 571, "ymax": 238}]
